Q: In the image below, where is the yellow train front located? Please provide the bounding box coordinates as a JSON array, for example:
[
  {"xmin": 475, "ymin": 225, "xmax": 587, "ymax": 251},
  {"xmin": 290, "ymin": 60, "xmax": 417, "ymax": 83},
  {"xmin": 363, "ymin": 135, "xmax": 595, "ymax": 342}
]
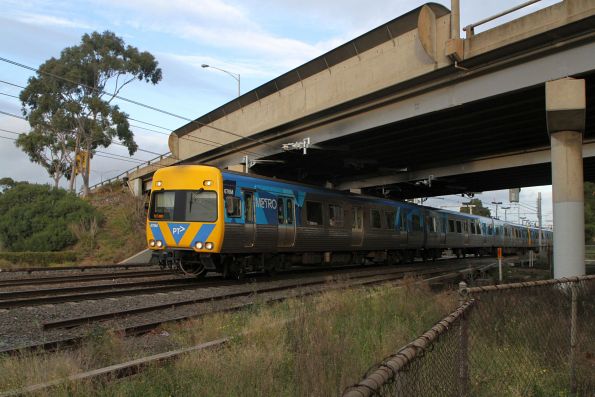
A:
[{"xmin": 146, "ymin": 165, "xmax": 225, "ymax": 276}]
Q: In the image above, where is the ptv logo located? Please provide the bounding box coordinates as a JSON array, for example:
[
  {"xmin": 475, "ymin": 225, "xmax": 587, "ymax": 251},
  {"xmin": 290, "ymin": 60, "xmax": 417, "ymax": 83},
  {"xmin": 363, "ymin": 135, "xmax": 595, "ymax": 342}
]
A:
[
  {"xmin": 172, "ymin": 226, "xmax": 186, "ymax": 235},
  {"xmin": 168, "ymin": 223, "xmax": 190, "ymax": 245}
]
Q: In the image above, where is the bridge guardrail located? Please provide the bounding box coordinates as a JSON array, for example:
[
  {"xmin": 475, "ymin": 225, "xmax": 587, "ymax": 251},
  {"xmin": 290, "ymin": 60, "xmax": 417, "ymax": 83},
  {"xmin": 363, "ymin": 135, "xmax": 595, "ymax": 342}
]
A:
[{"xmin": 88, "ymin": 151, "xmax": 172, "ymax": 192}]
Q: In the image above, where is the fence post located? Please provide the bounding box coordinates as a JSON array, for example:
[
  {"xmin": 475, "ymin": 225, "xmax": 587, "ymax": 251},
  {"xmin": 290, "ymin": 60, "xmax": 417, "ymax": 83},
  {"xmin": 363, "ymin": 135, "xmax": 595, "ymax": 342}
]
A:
[
  {"xmin": 458, "ymin": 281, "xmax": 469, "ymax": 397},
  {"xmin": 569, "ymin": 283, "xmax": 577, "ymax": 394}
]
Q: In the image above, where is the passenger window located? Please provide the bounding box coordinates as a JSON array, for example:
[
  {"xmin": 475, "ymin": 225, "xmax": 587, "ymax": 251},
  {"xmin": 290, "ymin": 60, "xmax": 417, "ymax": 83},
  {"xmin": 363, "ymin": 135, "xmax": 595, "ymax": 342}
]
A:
[
  {"xmin": 399, "ymin": 209, "xmax": 408, "ymax": 231},
  {"xmin": 470, "ymin": 223, "xmax": 476, "ymax": 234},
  {"xmin": 385, "ymin": 211, "xmax": 395, "ymax": 230},
  {"xmin": 371, "ymin": 209, "xmax": 382, "ymax": 228},
  {"xmin": 278, "ymin": 197, "xmax": 285, "ymax": 224},
  {"xmin": 286, "ymin": 199, "xmax": 294, "ymax": 225},
  {"xmin": 449, "ymin": 220, "xmax": 455, "ymax": 233},
  {"xmin": 352, "ymin": 207, "xmax": 363, "ymax": 230},
  {"xmin": 306, "ymin": 201, "xmax": 323, "ymax": 226},
  {"xmin": 412, "ymin": 214, "xmax": 421, "ymax": 231},
  {"xmin": 225, "ymin": 196, "xmax": 242, "ymax": 218},
  {"xmin": 456, "ymin": 221, "xmax": 462, "ymax": 234},
  {"xmin": 328, "ymin": 204, "xmax": 344, "ymax": 227}
]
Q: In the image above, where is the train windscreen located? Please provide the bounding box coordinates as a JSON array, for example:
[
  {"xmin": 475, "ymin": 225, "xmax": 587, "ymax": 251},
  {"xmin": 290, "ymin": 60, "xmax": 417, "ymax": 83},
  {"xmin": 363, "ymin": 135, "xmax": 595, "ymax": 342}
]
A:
[{"xmin": 150, "ymin": 190, "xmax": 217, "ymax": 222}]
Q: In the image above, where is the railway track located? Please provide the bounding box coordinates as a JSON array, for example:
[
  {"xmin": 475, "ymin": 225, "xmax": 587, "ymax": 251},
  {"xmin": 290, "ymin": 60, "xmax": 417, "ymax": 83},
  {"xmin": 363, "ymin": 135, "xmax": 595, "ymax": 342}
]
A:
[
  {"xmin": 0, "ymin": 263, "xmax": 153, "ymax": 274},
  {"xmin": 0, "ymin": 268, "xmax": 482, "ymax": 397},
  {"xmin": 0, "ymin": 269, "xmax": 173, "ymax": 288},
  {"xmin": 0, "ymin": 261, "xmax": 487, "ymax": 355}
]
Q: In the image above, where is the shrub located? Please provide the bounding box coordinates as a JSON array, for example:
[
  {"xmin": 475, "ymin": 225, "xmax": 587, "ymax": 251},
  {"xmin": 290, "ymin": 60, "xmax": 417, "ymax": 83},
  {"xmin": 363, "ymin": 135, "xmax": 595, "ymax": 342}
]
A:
[{"xmin": 0, "ymin": 181, "xmax": 101, "ymax": 252}]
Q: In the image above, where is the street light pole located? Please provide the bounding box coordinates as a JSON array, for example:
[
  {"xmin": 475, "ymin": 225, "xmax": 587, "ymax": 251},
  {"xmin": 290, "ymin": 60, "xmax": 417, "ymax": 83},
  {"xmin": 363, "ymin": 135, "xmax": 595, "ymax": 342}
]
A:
[
  {"xmin": 501, "ymin": 206, "xmax": 511, "ymax": 222},
  {"xmin": 201, "ymin": 64, "xmax": 241, "ymax": 97}
]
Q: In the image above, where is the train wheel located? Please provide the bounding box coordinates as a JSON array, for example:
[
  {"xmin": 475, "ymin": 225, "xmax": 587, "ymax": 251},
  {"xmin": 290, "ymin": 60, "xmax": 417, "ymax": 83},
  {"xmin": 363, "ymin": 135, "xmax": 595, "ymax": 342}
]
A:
[{"xmin": 178, "ymin": 261, "xmax": 207, "ymax": 278}]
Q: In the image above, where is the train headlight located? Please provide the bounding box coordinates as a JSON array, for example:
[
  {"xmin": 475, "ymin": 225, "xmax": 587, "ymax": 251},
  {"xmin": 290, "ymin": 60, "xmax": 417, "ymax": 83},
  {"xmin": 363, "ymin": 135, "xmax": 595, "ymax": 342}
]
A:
[
  {"xmin": 195, "ymin": 241, "xmax": 204, "ymax": 249},
  {"xmin": 205, "ymin": 242, "xmax": 214, "ymax": 250},
  {"xmin": 149, "ymin": 239, "xmax": 156, "ymax": 247},
  {"xmin": 156, "ymin": 181, "xmax": 163, "ymax": 187},
  {"xmin": 203, "ymin": 180, "xmax": 213, "ymax": 187},
  {"xmin": 156, "ymin": 240, "xmax": 163, "ymax": 248}
]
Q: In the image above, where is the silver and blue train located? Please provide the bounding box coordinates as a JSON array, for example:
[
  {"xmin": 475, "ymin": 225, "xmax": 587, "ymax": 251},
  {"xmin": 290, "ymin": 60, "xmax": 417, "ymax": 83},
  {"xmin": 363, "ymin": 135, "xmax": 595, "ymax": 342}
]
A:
[{"xmin": 146, "ymin": 165, "xmax": 552, "ymax": 277}]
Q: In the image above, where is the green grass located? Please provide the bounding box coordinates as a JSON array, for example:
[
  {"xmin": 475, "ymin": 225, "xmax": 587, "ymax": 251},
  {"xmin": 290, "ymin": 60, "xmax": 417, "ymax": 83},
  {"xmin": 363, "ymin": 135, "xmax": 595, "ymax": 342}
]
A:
[{"xmin": 0, "ymin": 281, "xmax": 455, "ymax": 396}]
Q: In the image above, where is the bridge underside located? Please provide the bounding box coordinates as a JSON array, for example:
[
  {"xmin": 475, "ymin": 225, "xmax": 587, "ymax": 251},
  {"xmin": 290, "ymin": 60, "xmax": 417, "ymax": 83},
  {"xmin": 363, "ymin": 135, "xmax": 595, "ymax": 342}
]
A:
[{"xmin": 245, "ymin": 73, "xmax": 595, "ymax": 199}]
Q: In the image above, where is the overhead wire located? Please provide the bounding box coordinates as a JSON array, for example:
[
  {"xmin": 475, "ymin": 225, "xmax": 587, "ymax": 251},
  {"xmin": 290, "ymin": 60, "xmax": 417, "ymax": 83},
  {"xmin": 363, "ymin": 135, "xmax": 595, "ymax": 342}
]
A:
[
  {"xmin": 0, "ymin": 76, "xmax": 265, "ymax": 157},
  {"xmin": 0, "ymin": 56, "xmax": 275, "ymax": 157}
]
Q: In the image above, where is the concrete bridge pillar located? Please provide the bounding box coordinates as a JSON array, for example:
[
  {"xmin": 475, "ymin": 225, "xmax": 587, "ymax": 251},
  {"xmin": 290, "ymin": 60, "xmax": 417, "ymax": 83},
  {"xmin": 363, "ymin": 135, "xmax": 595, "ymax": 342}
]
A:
[{"xmin": 545, "ymin": 78, "xmax": 586, "ymax": 278}]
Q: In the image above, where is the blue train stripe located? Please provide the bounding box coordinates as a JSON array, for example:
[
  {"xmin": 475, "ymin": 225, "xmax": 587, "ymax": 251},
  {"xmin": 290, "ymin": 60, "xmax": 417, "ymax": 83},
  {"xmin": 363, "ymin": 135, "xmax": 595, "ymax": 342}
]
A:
[
  {"xmin": 149, "ymin": 222, "xmax": 166, "ymax": 245},
  {"xmin": 194, "ymin": 223, "xmax": 216, "ymax": 243}
]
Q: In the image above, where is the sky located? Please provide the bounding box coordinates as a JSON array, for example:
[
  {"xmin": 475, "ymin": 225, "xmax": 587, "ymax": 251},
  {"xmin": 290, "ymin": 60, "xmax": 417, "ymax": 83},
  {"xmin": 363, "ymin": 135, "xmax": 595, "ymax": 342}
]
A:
[{"xmin": 0, "ymin": 0, "xmax": 560, "ymax": 226}]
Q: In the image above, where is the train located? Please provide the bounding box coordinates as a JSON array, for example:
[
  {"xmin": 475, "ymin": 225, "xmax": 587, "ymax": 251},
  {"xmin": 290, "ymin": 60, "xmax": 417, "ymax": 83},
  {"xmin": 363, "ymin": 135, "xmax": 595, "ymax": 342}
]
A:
[{"xmin": 146, "ymin": 165, "xmax": 552, "ymax": 278}]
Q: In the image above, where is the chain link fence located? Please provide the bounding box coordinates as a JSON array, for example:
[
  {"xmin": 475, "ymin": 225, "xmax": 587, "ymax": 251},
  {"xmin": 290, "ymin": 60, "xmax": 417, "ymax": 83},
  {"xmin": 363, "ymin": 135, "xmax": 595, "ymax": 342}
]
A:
[{"xmin": 343, "ymin": 275, "xmax": 595, "ymax": 397}]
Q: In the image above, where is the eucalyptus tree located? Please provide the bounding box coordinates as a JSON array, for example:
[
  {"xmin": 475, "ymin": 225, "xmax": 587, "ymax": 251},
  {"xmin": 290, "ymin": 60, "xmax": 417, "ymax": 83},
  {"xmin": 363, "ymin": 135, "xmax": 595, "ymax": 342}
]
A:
[{"xmin": 20, "ymin": 31, "xmax": 162, "ymax": 195}]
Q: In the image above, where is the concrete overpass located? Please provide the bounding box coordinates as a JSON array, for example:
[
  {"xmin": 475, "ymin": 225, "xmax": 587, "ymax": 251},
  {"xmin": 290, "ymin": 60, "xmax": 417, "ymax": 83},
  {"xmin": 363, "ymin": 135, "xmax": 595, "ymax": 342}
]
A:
[
  {"xmin": 129, "ymin": 0, "xmax": 595, "ymax": 198},
  {"xmin": 126, "ymin": 0, "xmax": 595, "ymax": 277}
]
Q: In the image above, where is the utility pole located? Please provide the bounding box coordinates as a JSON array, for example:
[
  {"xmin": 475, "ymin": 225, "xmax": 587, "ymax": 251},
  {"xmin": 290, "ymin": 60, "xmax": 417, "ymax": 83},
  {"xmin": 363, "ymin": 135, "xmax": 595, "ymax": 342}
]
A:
[
  {"xmin": 537, "ymin": 192, "xmax": 543, "ymax": 251},
  {"xmin": 492, "ymin": 201, "xmax": 502, "ymax": 219}
]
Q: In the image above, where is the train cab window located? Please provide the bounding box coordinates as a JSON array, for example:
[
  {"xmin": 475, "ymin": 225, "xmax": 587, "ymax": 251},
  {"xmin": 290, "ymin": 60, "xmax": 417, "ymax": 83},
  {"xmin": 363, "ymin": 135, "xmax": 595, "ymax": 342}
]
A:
[
  {"xmin": 225, "ymin": 196, "xmax": 242, "ymax": 218},
  {"xmin": 306, "ymin": 201, "xmax": 323, "ymax": 226},
  {"xmin": 328, "ymin": 204, "xmax": 344, "ymax": 227},
  {"xmin": 371, "ymin": 209, "xmax": 382, "ymax": 229},
  {"xmin": 456, "ymin": 221, "xmax": 462, "ymax": 234},
  {"xmin": 449, "ymin": 219, "xmax": 455, "ymax": 233},
  {"xmin": 385, "ymin": 211, "xmax": 396, "ymax": 230},
  {"xmin": 412, "ymin": 214, "xmax": 422, "ymax": 231},
  {"xmin": 151, "ymin": 191, "xmax": 175, "ymax": 220},
  {"xmin": 186, "ymin": 191, "xmax": 218, "ymax": 222}
]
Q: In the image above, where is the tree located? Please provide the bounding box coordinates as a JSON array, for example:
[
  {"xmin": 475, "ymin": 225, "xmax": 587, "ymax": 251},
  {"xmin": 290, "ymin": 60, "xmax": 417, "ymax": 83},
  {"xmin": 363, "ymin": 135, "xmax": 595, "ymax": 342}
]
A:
[
  {"xmin": 0, "ymin": 181, "xmax": 100, "ymax": 251},
  {"xmin": 15, "ymin": 109, "xmax": 75, "ymax": 188},
  {"xmin": 20, "ymin": 31, "xmax": 162, "ymax": 195},
  {"xmin": 460, "ymin": 198, "xmax": 491, "ymax": 217},
  {"xmin": 584, "ymin": 182, "xmax": 595, "ymax": 243}
]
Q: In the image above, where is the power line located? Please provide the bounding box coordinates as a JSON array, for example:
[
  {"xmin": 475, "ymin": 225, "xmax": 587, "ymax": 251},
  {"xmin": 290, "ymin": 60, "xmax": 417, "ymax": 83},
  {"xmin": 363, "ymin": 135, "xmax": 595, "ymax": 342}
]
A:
[
  {"xmin": 0, "ymin": 91, "xmax": 19, "ymax": 99},
  {"xmin": 0, "ymin": 56, "xmax": 275, "ymax": 155},
  {"xmin": 0, "ymin": 110, "xmax": 166, "ymax": 157},
  {"xmin": 0, "ymin": 126, "xmax": 155, "ymax": 163},
  {"xmin": 0, "ymin": 77, "xmax": 263, "ymax": 157},
  {"xmin": 0, "ymin": 79, "xmax": 24, "ymax": 89},
  {"xmin": 0, "ymin": 135, "xmax": 17, "ymax": 141}
]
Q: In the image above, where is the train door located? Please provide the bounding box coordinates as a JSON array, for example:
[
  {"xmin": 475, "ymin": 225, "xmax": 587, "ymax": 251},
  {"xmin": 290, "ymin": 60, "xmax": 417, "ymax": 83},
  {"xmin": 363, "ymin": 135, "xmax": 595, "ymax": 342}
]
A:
[
  {"xmin": 277, "ymin": 196, "xmax": 296, "ymax": 248},
  {"xmin": 351, "ymin": 206, "xmax": 364, "ymax": 246},
  {"xmin": 243, "ymin": 190, "xmax": 256, "ymax": 248},
  {"xmin": 463, "ymin": 220, "xmax": 470, "ymax": 246}
]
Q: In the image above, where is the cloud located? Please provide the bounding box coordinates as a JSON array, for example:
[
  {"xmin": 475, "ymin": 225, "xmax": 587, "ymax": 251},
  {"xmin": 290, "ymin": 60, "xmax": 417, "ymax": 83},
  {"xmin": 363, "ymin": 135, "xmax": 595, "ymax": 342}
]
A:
[{"xmin": 11, "ymin": 12, "xmax": 92, "ymax": 30}]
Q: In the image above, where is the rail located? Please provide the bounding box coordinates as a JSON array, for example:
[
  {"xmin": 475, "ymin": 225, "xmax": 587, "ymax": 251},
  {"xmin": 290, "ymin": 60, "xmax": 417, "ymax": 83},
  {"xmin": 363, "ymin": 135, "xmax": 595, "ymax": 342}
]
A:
[
  {"xmin": 463, "ymin": 0, "xmax": 544, "ymax": 37},
  {"xmin": 87, "ymin": 151, "xmax": 173, "ymax": 192}
]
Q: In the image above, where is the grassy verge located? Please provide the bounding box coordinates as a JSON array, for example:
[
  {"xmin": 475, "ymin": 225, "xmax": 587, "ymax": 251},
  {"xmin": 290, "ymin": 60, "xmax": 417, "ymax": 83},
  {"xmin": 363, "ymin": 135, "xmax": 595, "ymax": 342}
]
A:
[
  {"xmin": 0, "ymin": 280, "xmax": 455, "ymax": 396},
  {"xmin": 79, "ymin": 184, "xmax": 147, "ymax": 264}
]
